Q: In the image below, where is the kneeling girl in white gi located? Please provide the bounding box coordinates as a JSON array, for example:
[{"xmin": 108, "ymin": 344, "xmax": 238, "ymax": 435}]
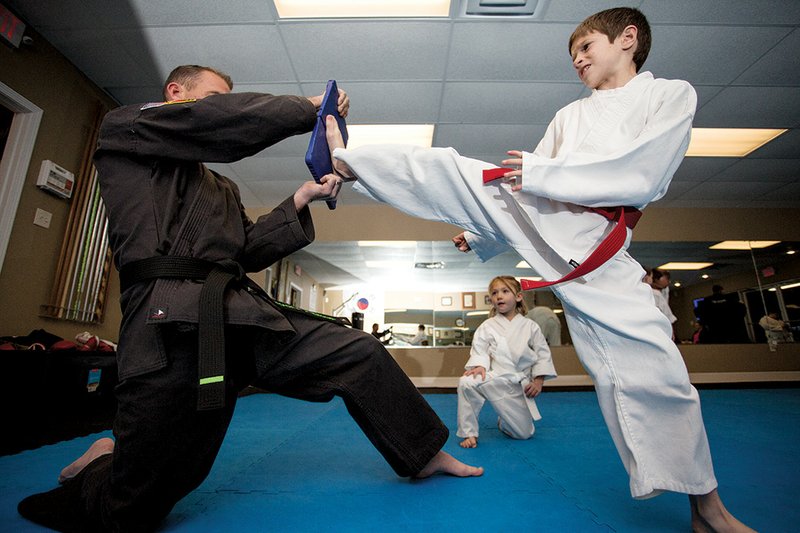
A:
[{"xmin": 458, "ymin": 276, "xmax": 557, "ymax": 448}]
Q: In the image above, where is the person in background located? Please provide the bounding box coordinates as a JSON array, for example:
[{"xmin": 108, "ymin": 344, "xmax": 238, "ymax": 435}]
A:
[
  {"xmin": 410, "ymin": 324, "xmax": 427, "ymax": 345},
  {"xmin": 527, "ymin": 293, "xmax": 562, "ymax": 346},
  {"xmin": 457, "ymin": 276, "xmax": 556, "ymax": 448}
]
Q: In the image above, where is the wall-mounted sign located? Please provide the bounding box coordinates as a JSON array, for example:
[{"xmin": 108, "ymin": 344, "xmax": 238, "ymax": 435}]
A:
[{"xmin": 0, "ymin": 3, "xmax": 26, "ymax": 48}]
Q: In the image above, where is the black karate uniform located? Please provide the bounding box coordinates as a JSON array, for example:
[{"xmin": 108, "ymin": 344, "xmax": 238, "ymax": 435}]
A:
[{"xmin": 18, "ymin": 93, "xmax": 448, "ymax": 532}]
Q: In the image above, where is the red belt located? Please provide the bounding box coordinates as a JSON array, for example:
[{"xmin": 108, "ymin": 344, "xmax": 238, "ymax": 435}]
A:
[{"xmin": 482, "ymin": 167, "xmax": 641, "ymax": 290}]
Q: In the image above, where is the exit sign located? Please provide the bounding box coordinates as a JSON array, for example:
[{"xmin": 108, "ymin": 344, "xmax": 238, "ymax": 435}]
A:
[{"xmin": 0, "ymin": 3, "xmax": 25, "ymax": 48}]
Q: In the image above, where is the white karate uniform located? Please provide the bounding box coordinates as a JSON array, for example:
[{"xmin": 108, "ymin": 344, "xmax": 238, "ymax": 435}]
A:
[
  {"xmin": 457, "ymin": 314, "xmax": 556, "ymax": 440},
  {"xmin": 336, "ymin": 72, "xmax": 717, "ymax": 499}
]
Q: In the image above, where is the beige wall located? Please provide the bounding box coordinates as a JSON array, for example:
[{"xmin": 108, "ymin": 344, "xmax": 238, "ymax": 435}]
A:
[
  {"xmin": 390, "ymin": 343, "xmax": 800, "ymax": 387},
  {"xmin": 0, "ymin": 27, "xmax": 119, "ymax": 342}
]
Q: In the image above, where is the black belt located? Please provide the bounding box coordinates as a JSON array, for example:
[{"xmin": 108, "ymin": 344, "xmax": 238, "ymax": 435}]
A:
[{"xmin": 120, "ymin": 256, "xmax": 246, "ymax": 411}]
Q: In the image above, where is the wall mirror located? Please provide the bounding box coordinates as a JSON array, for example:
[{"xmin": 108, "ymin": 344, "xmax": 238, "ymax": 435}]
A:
[{"xmin": 281, "ymin": 240, "xmax": 800, "ymax": 347}]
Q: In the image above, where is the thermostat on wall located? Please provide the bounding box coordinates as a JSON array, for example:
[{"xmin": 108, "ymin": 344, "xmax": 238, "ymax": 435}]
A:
[{"xmin": 36, "ymin": 160, "xmax": 75, "ymax": 199}]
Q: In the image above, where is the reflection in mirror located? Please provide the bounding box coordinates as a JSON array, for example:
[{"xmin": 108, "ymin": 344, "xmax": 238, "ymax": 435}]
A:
[{"xmin": 281, "ymin": 240, "xmax": 800, "ymax": 348}]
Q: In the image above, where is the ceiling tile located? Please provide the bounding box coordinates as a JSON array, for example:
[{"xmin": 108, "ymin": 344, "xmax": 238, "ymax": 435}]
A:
[
  {"xmin": 712, "ymin": 159, "xmax": 800, "ymax": 181},
  {"xmin": 748, "ymin": 129, "xmax": 800, "ymax": 158},
  {"xmin": 672, "ymin": 157, "xmax": 738, "ymax": 182},
  {"xmin": 645, "ymin": 25, "xmax": 792, "ymax": 85},
  {"xmin": 439, "ymin": 82, "xmax": 583, "ymax": 124},
  {"xmin": 641, "ymin": 0, "xmax": 800, "ymax": 24},
  {"xmin": 434, "ymin": 124, "xmax": 548, "ymax": 156},
  {"xmin": 734, "ymin": 28, "xmax": 800, "ymax": 87},
  {"xmin": 446, "ymin": 22, "xmax": 575, "ymax": 81},
  {"xmin": 300, "ymin": 81, "xmax": 444, "ymax": 124},
  {"xmin": 142, "ymin": 25, "xmax": 297, "ymax": 84},
  {"xmin": 129, "ymin": 0, "xmax": 276, "ymax": 25},
  {"xmin": 280, "ymin": 21, "xmax": 452, "ymax": 81},
  {"xmin": 695, "ymin": 87, "xmax": 800, "ymax": 128},
  {"xmin": 683, "ymin": 180, "xmax": 781, "ymax": 201}
]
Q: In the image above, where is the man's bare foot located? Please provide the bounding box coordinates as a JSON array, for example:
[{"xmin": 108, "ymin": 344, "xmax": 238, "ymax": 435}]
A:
[
  {"xmin": 689, "ymin": 490, "xmax": 756, "ymax": 532},
  {"xmin": 414, "ymin": 451, "xmax": 483, "ymax": 479},
  {"xmin": 325, "ymin": 115, "xmax": 356, "ymax": 180},
  {"xmin": 58, "ymin": 437, "xmax": 115, "ymax": 483},
  {"xmin": 459, "ymin": 436, "xmax": 478, "ymax": 448}
]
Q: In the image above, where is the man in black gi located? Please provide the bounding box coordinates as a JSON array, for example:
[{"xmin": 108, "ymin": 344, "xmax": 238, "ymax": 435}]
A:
[{"xmin": 18, "ymin": 65, "xmax": 482, "ymax": 532}]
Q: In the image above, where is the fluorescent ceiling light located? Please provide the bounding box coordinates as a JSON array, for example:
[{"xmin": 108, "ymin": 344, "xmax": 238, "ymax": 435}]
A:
[
  {"xmin": 358, "ymin": 240, "xmax": 416, "ymax": 248},
  {"xmin": 686, "ymin": 128, "xmax": 787, "ymax": 157},
  {"xmin": 780, "ymin": 282, "xmax": 800, "ymax": 290},
  {"xmin": 658, "ymin": 262, "xmax": 714, "ymax": 270},
  {"xmin": 709, "ymin": 241, "xmax": 780, "ymax": 250},
  {"xmin": 274, "ymin": 0, "xmax": 450, "ymax": 18},
  {"xmin": 346, "ymin": 125, "xmax": 434, "ymax": 149}
]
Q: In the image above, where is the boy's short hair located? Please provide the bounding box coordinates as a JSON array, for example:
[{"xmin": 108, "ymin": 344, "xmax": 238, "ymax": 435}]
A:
[
  {"xmin": 569, "ymin": 7, "xmax": 651, "ymax": 72},
  {"xmin": 162, "ymin": 65, "xmax": 233, "ymax": 99}
]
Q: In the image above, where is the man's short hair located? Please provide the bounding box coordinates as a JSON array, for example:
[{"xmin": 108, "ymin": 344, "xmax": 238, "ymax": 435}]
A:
[
  {"xmin": 162, "ymin": 65, "xmax": 233, "ymax": 99},
  {"xmin": 569, "ymin": 7, "xmax": 652, "ymax": 72}
]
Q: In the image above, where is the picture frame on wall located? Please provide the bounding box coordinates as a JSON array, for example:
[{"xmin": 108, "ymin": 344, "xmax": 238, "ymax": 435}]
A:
[
  {"xmin": 462, "ymin": 292, "xmax": 475, "ymax": 309},
  {"xmin": 484, "ymin": 294, "xmax": 491, "ymax": 305},
  {"xmin": 441, "ymin": 296, "xmax": 452, "ymax": 306}
]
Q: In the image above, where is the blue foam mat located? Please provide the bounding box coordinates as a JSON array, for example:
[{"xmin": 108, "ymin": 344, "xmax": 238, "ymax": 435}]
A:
[{"xmin": 2, "ymin": 389, "xmax": 798, "ymax": 532}]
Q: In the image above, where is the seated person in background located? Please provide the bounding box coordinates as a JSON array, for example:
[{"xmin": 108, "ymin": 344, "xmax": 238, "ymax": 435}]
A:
[
  {"xmin": 527, "ymin": 293, "xmax": 562, "ymax": 346},
  {"xmin": 371, "ymin": 323, "xmax": 392, "ymax": 344},
  {"xmin": 410, "ymin": 324, "xmax": 427, "ymax": 346},
  {"xmin": 457, "ymin": 276, "xmax": 557, "ymax": 448}
]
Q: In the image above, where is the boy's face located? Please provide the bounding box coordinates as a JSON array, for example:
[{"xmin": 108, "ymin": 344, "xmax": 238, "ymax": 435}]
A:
[{"xmin": 570, "ymin": 29, "xmax": 636, "ymax": 90}]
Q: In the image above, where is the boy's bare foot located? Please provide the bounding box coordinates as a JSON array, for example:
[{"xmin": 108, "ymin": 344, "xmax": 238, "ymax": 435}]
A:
[
  {"xmin": 689, "ymin": 490, "xmax": 756, "ymax": 532},
  {"xmin": 459, "ymin": 436, "xmax": 478, "ymax": 448},
  {"xmin": 325, "ymin": 115, "xmax": 356, "ymax": 180},
  {"xmin": 414, "ymin": 451, "xmax": 483, "ymax": 479},
  {"xmin": 58, "ymin": 437, "xmax": 115, "ymax": 483}
]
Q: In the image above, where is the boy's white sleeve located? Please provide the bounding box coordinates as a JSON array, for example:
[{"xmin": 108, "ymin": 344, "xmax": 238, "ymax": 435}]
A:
[
  {"xmin": 464, "ymin": 231, "xmax": 511, "ymax": 262},
  {"xmin": 520, "ymin": 82, "xmax": 697, "ymax": 208}
]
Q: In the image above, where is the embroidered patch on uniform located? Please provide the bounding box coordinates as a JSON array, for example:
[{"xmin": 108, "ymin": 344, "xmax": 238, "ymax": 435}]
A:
[
  {"xmin": 569, "ymin": 259, "xmax": 581, "ymax": 269},
  {"xmin": 140, "ymin": 99, "xmax": 197, "ymax": 110},
  {"xmin": 149, "ymin": 307, "xmax": 168, "ymax": 320}
]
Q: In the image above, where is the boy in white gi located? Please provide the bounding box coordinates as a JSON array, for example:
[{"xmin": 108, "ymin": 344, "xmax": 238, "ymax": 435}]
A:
[
  {"xmin": 458, "ymin": 276, "xmax": 556, "ymax": 448},
  {"xmin": 326, "ymin": 6, "xmax": 754, "ymax": 532}
]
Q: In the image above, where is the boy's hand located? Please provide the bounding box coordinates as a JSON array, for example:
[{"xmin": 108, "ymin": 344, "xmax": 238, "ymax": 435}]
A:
[
  {"xmin": 293, "ymin": 174, "xmax": 344, "ymax": 211},
  {"xmin": 452, "ymin": 232, "xmax": 471, "ymax": 252},
  {"xmin": 463, "ymin": 366, "xmax": 486, "ymax": 380},
  {"xmin": 502, "ymin": 150, "xmax": 524, "ymax": 192}
]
